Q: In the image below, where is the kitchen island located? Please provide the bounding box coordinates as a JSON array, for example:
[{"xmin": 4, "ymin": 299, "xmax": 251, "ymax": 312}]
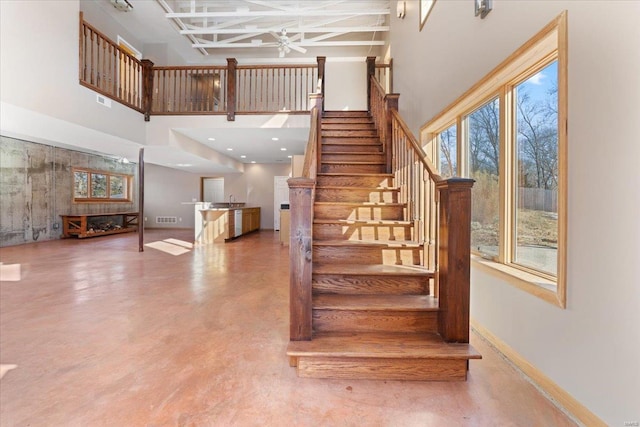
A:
[{"xmin": 195, "ymin": 203, "xmax": 260, "ymax": 243}]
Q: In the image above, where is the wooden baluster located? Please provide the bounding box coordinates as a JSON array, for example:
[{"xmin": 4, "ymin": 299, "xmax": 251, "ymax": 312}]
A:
[
  {"xmin": 110, "ymin": 43, "xmax": 114, "ymax": 97},
  {"xmin": 99, "ymin": 37, "xmax": 105, "ymax": 89},
  {"xmin": 294, "ymin": 68, "xmax": 298, "ymax": 111},
  {"xmin": 384, "ymin": 94, "xmax": 399, "ymax": 174},
  {"xmin": 436, "ymin": 178, "xmax": 474, "ymax": 343}
]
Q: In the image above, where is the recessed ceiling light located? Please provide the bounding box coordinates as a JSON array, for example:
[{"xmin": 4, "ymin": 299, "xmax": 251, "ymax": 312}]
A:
[
  {"xmin": 240, "ymin": 155, "xmax": 247, "ymax": 159},
  {"xmin": 280, "ymin": 147, "xmax": 287, "ymax": 151},
  {"xmin": 287, "ymin": 155, "xmax": 292, "ymax": 158},
  {"xmin": 271, "ymin": 137, "xmax": 279, "ymax": 141},
  {"xmin": 176, "ymin": 163, "xmax": 192, "ymax": 167},
  {"xmin": 207, "ymin": 137, "xmax": 216, "ymax": 141},
  {"xmin": 227, "ymin": 148, "xmax": 233, "ymax": 151},
  {"xmin": 251, "ymin": 161, "xmax": 256, "ymax": 164}
]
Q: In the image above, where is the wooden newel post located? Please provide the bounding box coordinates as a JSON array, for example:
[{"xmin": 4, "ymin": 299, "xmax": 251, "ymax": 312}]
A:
[
  {"xmin": 366, "ymin": 56, "xmax": 376, "ymax": 112},
  {"xmin": 141, "ymin": 59, "xmax": 154, "ymax": 122},
  {"xmin": 383, "ymin": 94, "xmax": 399, "ymax": 174},
  {"xmin": 316, "ymin": 56, "xmax": 326, "ymax": 107},
  {"xmin": 226, "ymin": 58, "xmax": 237, "ymax": 121},
  {"xmin": 436, "ymin": 178, "xmax": 474, "ymax": 343},
  {"xmin": 288, "ymin": 177, "xmax": 315, "ymax": 341}
]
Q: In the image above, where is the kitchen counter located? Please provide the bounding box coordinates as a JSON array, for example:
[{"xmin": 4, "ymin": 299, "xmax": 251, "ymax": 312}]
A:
[{"xmin": 195, "ymin": 204, "xmax": 260, "ymax": 243}]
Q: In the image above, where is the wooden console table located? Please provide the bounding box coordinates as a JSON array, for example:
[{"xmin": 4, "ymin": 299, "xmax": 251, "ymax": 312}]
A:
[{"xmin": 61, "ymin": 212, "xmax": 139, "ymax": 238}]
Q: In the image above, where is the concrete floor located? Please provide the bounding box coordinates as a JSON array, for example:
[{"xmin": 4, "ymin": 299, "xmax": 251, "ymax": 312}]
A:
[{"xmin": 0, "ymin": 229, "xmax": 575, "ymax": 426}]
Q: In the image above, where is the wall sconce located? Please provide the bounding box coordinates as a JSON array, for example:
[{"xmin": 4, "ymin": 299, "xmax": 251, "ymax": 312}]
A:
[
  {"xmin": 475, "ymin": 0, "xmax": 492, "ymax": 18},
  {"xmin": 397, "ymin": 1, "xmax": 406, "ymax": 19}
]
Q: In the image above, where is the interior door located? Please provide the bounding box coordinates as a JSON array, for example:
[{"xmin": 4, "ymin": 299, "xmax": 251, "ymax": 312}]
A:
[{"xmin": 274, "ymin": 176, "xmax": 289, "ymax": 230}]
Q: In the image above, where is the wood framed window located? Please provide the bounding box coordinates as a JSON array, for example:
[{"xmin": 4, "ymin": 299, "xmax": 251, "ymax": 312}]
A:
[
  {"xmin": 420, "ymin": 12, "xmax": 567, "ymax": 307},
  {"xmin": 73, "ymin": 168, "xmax": 133, "ymax": 203}
]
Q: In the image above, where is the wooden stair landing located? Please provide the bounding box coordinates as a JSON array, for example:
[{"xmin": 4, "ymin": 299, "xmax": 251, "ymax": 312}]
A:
[{"xmin": 287, "ymin": 332, "xmax": 481, "ymax": 381}]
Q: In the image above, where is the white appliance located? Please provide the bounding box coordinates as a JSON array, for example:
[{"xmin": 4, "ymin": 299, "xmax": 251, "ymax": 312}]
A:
[{"xmin": 234, "ymin": 209, "xmax": 243, "ymax": 237}]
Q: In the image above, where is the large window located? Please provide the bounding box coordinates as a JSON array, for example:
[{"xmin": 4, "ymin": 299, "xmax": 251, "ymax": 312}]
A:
[
  {"xmin": 420, "ymin": 12, "xmax": 567, "ymax": 307},
  {"xmin": 73, "ymin": 169, "xmax": 133, "ymax": 202}
]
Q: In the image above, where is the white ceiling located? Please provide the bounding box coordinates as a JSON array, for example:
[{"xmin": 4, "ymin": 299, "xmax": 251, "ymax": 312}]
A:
[{"xmin": 93, "ymin": 0, "xmax": 390, "ymax": 173}]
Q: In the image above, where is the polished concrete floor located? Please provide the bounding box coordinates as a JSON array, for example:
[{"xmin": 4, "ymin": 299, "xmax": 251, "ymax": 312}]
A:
[{"xmin": 0, "ymin": 229, "xmax": 576, "ymax": 426}]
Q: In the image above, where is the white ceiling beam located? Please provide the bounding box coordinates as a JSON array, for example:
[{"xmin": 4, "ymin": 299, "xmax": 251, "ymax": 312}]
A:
[
  {"xmin": 156, "ymin": 0, "xmax": 208, "ymax": 56},
  {"xmin": 242, "ymin": 0, "xmax": 293, "ymax": 12},
  {"xmin": 166, "ymin": 10, "xmax": 390, "ymax": 19},
  {"xmin": 192, "ymin": 41, "xmax": 386, "ymax": 48},
  {"xmin": 180, "ymin": 26, "xmax": 389, "ymax": 35},
  {"xmin": 184, "ymin": 17, "xmax": 261, "ymax": 31},
  {"xmin": 307, "ymin": 32, "xmax": 347, "ymax": 43}
]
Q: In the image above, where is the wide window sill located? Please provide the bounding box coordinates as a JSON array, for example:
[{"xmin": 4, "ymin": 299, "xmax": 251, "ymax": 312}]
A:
[{"xmin": 471, "ymin": 255, "xmax": 565, "ymax": 308}]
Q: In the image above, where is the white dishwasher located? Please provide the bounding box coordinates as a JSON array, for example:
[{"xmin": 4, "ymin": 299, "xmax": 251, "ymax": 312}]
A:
[{"xmin": 234, "ymin": 209, "xmax": 243, "ymax": 237}]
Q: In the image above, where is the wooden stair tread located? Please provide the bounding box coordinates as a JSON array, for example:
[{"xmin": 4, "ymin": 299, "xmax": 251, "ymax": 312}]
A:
[
  {"xmin": 314, "ymin": 201, "xmax": 403, "ymax": 207},
  {"xmin": 322, "ymin": 160, "xmax": 385, "ymax": 165},
  {"xmin": 313, "ymin": 239, "xmax": 420, "ymax": 247},
  {"xmin": 317, "ymin": 173, "xmax": 393, "ymax": 177},
  {"xmin": 313, "ymin": 263, "xmax": 432, "ymax": 276},
  {"xmin": 323, "ymin": 111, "xmax": 370, "ymax": 116},
  {"xmin": 314, "ymin": 219, "xmax": 409, "ymax": 225},
  {"xmin": 287, "ymin": 332, "xmax": 482, "ymax": 360},
  {"xmin": 314, "ymin": 294, "xmax": 437, "ymax": 311},
  {"xmin": 315, "ymin": 185, "xmax": 399, "ymax": 191},
  {"xmin": 322, "ymin": 143, "xmax": 382, "ymax": 146},
  {"xmin": 320, "ymin": 151, "xmax": 382, "ymax": 155}
]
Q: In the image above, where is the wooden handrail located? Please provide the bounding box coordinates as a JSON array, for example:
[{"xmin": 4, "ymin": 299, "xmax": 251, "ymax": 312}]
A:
[
  {"xmin": 390, "ymin": 109, "xmax": 442, "ymax": 182},
  {"xmin": 369, "ymin": 69, "xmax": 474, "ymax": 344},
  {"xmin": 79, "ymin": 12, "xmax": 144, "ymax": 113},
  {"xmin": 301, "ymin": 104, "xmax": 320, "ymax": 179}
]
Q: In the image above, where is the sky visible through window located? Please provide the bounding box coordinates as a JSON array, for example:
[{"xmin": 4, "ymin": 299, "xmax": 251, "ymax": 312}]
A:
[{"xmin": 520, "ymin": 61, "xmax": 558, "ymax": 105}]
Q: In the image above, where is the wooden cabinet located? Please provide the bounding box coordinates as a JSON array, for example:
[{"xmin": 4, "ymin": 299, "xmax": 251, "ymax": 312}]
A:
[
  {"xmin": 61, "ymin": 212, "xmax": 138, "ymax": 238},
  {"xmin": 242, "ymin": 207, "xmax": 261, "ymax": 234},
  {"xmin": 279, "ymin": 209, "xmax": 290, "ymax": 245}
]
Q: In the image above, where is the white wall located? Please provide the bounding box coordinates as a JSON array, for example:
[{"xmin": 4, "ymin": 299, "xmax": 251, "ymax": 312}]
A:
[
  {"xmin": 391, "ymin": 1, "xmax": 640, "ymax": 424},
  {"xmin": 144, "ymin": 164, "xmax": 200, "ymax": 229},
  {"xmin": 324, "ymin": 61, "xmax": 368, "ymax": 111},
  {"xmin": 0, "ymin": 1, "xmax": 146, "ymax": 149},
  {"xmin": 222, "ymin": 163, "xmax": 292, "ymax": 230}
]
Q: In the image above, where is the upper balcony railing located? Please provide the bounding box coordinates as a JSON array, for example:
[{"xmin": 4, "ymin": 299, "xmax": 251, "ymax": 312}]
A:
[{"xmin": 79, "ymin": 13, "xmax": 328, "ymax": 121}]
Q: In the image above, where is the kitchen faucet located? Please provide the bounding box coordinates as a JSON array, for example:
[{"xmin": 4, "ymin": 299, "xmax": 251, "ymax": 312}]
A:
[{"xmin": 229, "ymin": 194, "xmax": 234, "ymax": 207}]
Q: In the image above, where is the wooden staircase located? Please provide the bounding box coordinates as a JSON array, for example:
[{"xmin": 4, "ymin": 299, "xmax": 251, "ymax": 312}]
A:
[{"xmin": 287, "ymin": 111, "xmax": 481, "ymax": 381}]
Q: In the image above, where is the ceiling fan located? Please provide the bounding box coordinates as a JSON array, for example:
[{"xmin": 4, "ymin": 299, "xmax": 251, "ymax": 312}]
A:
[{"xmin": 266, "ymin": 29, "xmax": 307, "ymax": 57}]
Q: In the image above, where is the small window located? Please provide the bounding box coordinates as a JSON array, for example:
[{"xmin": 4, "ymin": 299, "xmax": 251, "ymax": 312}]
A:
[{"xmin": 73, "ymin": 168, "xmax": 132, "ymax": 202}]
